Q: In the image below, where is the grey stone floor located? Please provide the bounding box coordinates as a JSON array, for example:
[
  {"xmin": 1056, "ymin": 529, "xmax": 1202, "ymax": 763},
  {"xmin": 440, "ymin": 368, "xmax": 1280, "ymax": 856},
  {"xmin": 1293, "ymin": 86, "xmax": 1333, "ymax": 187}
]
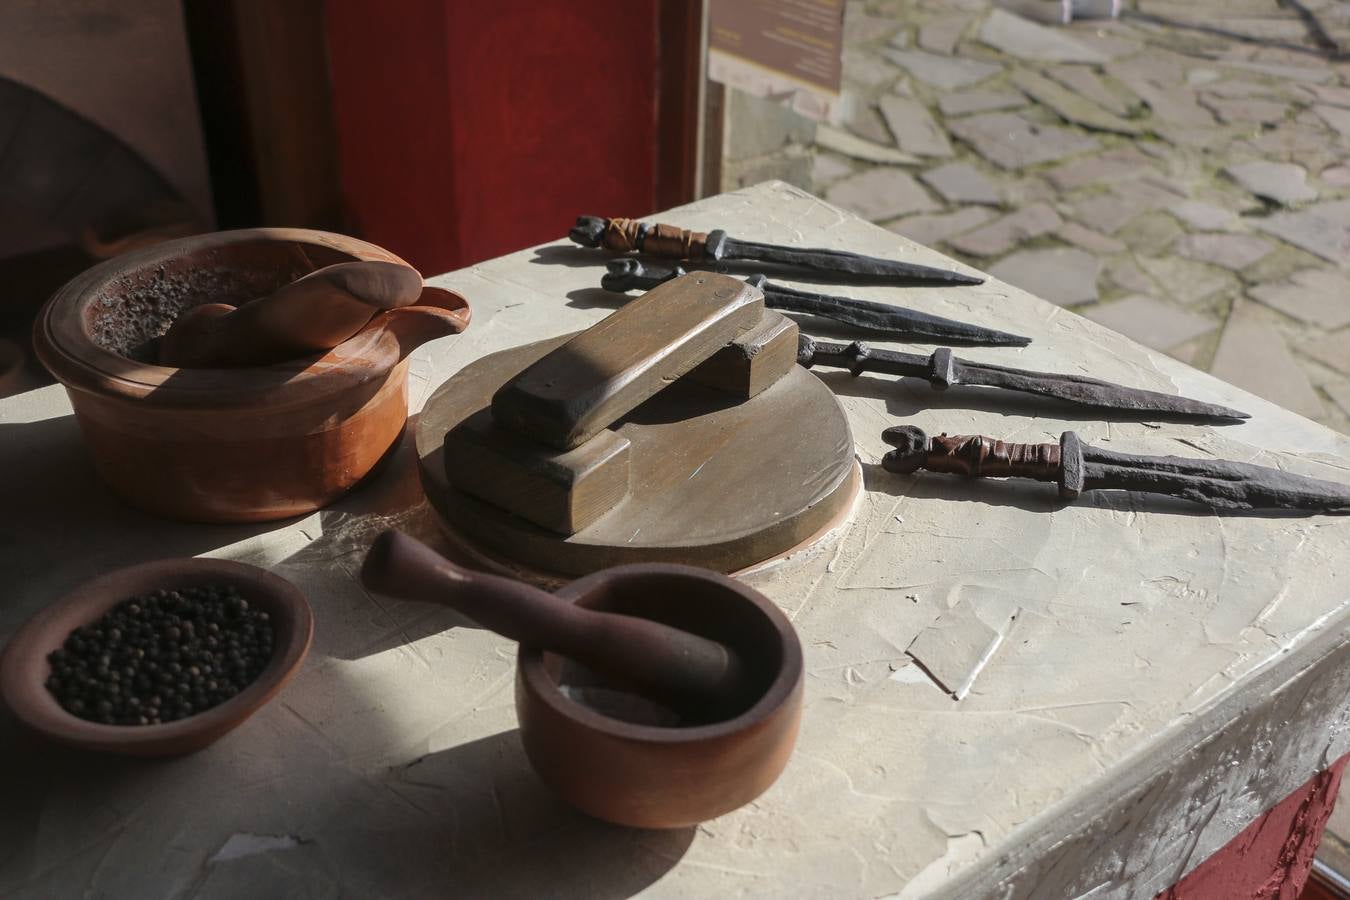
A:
[{"xmin": 722, "ymin": 0, "xmax": 1350, "ymax": 435}]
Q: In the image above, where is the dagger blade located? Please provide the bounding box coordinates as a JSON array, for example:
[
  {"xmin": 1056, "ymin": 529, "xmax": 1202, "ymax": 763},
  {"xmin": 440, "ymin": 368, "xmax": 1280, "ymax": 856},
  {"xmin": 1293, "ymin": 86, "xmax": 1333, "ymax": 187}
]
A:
[
  {"xmin": 1081, "ymin": 444, "xmax": 1350, "ymax": 512},
  {"xmin": 601, "ymin": 259, "xmax": 1029, "ymax": 346},
  {"xmin": 714, "ymin": 232, "xmax": 985, "ymax": 287},
  {"xmin": 881, "ymin": 426, "xmax": 1350, "ymax": 514},
  {"xmin": 802, "ymin": 337, "xmax": 1251, "ymax": 424},
  {"xmin": 571, "ymin": 216, "xmax": 983, "ymax": 287}
]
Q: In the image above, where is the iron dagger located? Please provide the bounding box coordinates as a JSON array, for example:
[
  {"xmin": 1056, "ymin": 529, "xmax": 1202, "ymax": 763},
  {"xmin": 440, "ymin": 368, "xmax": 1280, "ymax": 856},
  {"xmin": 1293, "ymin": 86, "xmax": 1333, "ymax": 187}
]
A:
[
  {"xmin": 799, "ymin": 337, "xmax": 1250, "ymax": 423},
  {"xmin": 570, "ymin": 215, "xmax": 983, "ymax": 287},
  {"xmin": 601, "ymin": 259, "xmax": 1029, "ymax": 346},
  {"xmin": 882, "ymin": 426, "xmax": 1350, "ymax": 513}
]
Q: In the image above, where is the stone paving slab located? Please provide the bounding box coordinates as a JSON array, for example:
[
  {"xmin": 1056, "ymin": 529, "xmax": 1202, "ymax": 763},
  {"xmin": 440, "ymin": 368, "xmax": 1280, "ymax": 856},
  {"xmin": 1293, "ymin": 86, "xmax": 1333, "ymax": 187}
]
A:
[
  {"xmin": 987, "ymin": 246, "xmax": 1102, "ymax": 305},
  {"xmin": 1071, "ymin": 180, "xmax": 1186, "ymax": 234},
  {"xmin": 949, "ymin": 202, "xmax": 1062, "ymax": 256},
  {"xmin": 1252, "ymin": 200, "xmax": 1350, "ymax": 263},
  {"xmin": 730, "ymin": 0, "xmax": 1350, "ymax": 439},
  {"xmin": 1211, "ymin": 301, "xmax": 1326, "ymax": 419},
  {"xmin": 1323, "ymin": 165, "xmax": 1350, "ymax": 188},
  {"xmin": 1297, "ymin": 83, "xmax": 1350, "ymax": 109},
  {"xmin": 1200, "ymin": 96, "xmax": 1291, "ymax": 126},
  {"xmin": 825, "ymin": 167, "xmax": 939, "ymax": 220},
  {"xmin": 886, "ymin": 205, "xmax": 996, "ymax": 245},
  {"xmin": 815, "ymin": 124, "xmax": 919, "ymax": 164},
  {"xmin": 1045, "ymin": 147, "xmax": 1152, "ymax": 190},
  {"xmin": 938, "ymin": 88, "xmax": 1029, "ymax": 116},
  {"xmin": 1327, "ymin": 381, "xmax": 1350, "ymax": 419},
  {"xmin": 1137, "ymin": 255, "xmax": 1236, "ymax": 305},
  {"xmin": 1174, "ymin": 233, "xmax": 1276, "ymax": 271},
  {"xmin": 918, "ymin": 15, "xmax": 972, "ymax": 55},
  {"xmin": 1316, "ymin": 104, "xmax": 1350, "ymax": 138},
  {"xmin": 884, "ymin": 48, "xmax": 1003, "ymax": 89},
  {"xmin": 1010, "ymin": 67, "xmax": 1147, "ymax": 135},
  {"xmin": 918, "ymin": 161, "xmax": 999, "ymax": 205},
  {"xmin": 879, "ymin": 94, "xmax": 954, "ymax": 157},
  {"xmin": 1304, "ymin": 330, "xmax": 1350, "ymax": 378},
  {"xmin": 1083, "ymin": 294, "xmax": 1217, "ymax": 350},
  {"xmin": 978, "ymin": 8, "xmax": 1106, "ymax": 63},
  {"xmin": 1225, "ymin": 161, "xmax": 1319, "ymax": 205},
  {"xmin": 841, "ymin": 98, "xmax": 894, "ymax": 145},
  {"xmin": 1045, "ymin": 64, "xmax": 1135, "ymax": 117},
  {"xmin": 1169, "ymin": 200, "xmax": 1239, "ymax": 231},
  {"xmin": 1250, "ymin": 269, "xmax": 1350, "ymax": 331},
  {"xmin": 947, "ymin": 111, "xmax": 1100, "ymax": 169},
  {"xmin": 1057, "ymin": 221, "xmax": 1126, "ymax": 255}
]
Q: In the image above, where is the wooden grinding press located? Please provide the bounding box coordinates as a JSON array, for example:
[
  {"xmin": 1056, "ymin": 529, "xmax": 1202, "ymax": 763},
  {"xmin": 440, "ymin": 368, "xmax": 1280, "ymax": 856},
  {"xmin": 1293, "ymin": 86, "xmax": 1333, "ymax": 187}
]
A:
[{"xmin": 415, "ymin": 271, "xmax": 860, "ymax": 576}]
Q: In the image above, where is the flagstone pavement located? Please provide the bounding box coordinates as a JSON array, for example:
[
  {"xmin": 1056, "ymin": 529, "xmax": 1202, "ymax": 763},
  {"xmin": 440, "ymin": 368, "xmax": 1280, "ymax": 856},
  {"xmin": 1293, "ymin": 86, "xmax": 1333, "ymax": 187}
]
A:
[{"xmin": 722, "ymin": 0, "xmax": 1350, "ymax": 435}]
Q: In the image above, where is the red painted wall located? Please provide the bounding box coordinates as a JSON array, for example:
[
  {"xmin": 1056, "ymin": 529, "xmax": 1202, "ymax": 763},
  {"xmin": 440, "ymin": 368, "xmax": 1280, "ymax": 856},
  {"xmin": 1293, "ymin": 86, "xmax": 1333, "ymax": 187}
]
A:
[
  {"xmin": 1155, "ymin": 754, "xmax": 1348, "ymax": 900},
  {"xmin": 325, "ymin": 1, "xmax": 661, "ymax": 275}
]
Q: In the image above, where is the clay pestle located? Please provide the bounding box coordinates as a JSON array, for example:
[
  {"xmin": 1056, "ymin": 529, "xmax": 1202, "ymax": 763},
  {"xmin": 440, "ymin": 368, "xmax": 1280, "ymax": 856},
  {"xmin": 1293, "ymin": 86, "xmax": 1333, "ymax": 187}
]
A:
[
  {"xmin": 158, "ymin": 260, "xmax": 424, "ymax": 367},
  {"xmin": 361, "ymin": 530, "xmax": 753, "ymax": 720}
]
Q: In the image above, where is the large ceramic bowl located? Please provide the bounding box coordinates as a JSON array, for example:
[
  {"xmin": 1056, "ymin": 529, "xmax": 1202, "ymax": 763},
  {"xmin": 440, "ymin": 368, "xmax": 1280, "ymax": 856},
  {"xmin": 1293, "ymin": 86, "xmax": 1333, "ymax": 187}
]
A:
[
  {"xmin": 515, "ymin": 564, "xmax": 803, "ymax": 828},
  {"xmin": 0, "ymin": 557, "xmax": 313, "ymax": 757},
  {"xmin": 33, "ymin": 228, "xmax": 471, "ymax": 522}
]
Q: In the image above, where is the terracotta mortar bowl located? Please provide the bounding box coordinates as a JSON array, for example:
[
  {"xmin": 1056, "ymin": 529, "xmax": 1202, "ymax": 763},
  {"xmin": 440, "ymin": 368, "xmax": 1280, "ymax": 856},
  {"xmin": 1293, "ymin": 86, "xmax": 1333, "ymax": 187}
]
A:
[
  {"xmin": 516, "ymin": 564, "xmax": 804, "ymax": 829},
  {"xmin": 0, "ymin": 558, "xmax": 312, "ymax": 757},
  {"xmin": 34, "ymin": 228, "xmax": 471, "ymax": 522}
]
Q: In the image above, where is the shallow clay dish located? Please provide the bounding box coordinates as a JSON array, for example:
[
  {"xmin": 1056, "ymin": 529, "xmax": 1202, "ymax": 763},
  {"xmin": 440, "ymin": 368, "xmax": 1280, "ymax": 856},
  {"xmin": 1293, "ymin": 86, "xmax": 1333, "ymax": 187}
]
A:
[
  {"xmin": 0, "ymin": 558, "xmax": 312, "ymax": 757},
  {"xmin": 34, "ymin": 228, "xmax": 471, "ymax": 523},
  {"xmin": 516, "ymin": 564, "xmax": 803, "ymax": 828}
]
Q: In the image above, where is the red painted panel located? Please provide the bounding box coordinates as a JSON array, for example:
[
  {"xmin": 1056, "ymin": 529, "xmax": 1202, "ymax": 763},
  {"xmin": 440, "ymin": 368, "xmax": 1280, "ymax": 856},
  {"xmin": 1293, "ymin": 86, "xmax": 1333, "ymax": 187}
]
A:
[
  {"xmin": 325, "ymin": 0, "xmax": 459, "ymax": 273},
  {"xmin": 1156, "ymin": 754, "xmax": 1348, "ymax": 900},
  {"xmin": 326, "ymin": 1, "xmax": 660, "ymax": 274}
]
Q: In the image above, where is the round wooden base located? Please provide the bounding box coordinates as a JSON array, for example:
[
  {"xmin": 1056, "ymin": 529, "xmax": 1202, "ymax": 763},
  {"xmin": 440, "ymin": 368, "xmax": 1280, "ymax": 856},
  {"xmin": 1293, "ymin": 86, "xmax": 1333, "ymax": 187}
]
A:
[{"xmin": 416, "ymin": 336, "xmax": 859, "ymax": 576}]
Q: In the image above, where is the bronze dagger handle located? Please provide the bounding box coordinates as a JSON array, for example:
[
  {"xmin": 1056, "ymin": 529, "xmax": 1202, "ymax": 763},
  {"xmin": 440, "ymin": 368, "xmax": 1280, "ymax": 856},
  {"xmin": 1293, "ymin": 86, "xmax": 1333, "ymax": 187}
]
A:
[{"xmin": 882, "ymin": 427, "xmax": 1085, "ymax": 498}]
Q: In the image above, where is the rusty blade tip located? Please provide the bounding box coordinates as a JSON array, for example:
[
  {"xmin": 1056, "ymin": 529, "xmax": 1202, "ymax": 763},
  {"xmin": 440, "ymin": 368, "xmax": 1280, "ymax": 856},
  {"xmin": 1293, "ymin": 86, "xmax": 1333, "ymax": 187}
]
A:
[
  {"xmin": 943, "ymin": 271, "xmax": 984, "ymax": 287},
  {"xmin": 1209, "ymin": 406, "xmax": 1252, "ymax": 422}
]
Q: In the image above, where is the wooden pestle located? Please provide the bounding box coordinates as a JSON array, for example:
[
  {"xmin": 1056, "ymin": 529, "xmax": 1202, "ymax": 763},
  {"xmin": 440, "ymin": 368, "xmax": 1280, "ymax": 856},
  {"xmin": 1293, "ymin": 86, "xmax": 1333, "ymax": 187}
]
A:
[
  {"xmin": 361, "ymin": 530, "xmax": 752, "ymax": 719},
  {"xmin": 158, "ymin": 260, "xmax": 424, "ymax": 368}
]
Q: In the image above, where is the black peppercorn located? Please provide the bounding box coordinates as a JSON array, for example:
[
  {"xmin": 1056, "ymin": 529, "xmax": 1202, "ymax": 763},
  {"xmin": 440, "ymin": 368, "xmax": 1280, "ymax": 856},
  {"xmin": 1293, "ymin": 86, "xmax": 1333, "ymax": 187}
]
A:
[{"xmin": 45, "ymin": 583, "xmax": 275, "ymax": 726}]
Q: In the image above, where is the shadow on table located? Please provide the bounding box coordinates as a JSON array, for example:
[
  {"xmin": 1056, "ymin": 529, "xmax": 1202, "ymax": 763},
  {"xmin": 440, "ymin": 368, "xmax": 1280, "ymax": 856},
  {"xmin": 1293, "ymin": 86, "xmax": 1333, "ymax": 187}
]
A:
[
  {"xmin": 529, "ymin": 245, "xmax": 609, "ymax": 270},
  {"xmin": 371, "ymin": 728, "xmax": 697, "ymax": 898},
  {"xmin": 564, "ymin": 285, "xmax": 1026, "ymax": 350},
  {"xmin": 0, "ymin": 671, "xmax": 691, "ymax": 898},
  {"xmin": 862, "ymin": 460, "xmax": 1065, "ymax": 515},
  {"xmin": 248, "ymin": 421, "xmax": 483, "ymax": 662},
  {"xmin": 565, "ymin": 286, "xmax": 625, "ymax": 311},
  {"xmin": 0, "ymin": 413, "xmax": 294, "ymax": 628}
]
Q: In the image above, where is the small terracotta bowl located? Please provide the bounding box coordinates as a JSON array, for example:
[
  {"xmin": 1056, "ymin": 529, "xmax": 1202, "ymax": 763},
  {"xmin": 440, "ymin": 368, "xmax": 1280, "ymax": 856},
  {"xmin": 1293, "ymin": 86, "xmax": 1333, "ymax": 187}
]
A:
[
  {"xmin": 0, "ymin": 558, "xmax": 312, "ymax": 757},
  {"xmin": 515, "ymin": 564, "xmax": 803, "ymax": 829}
]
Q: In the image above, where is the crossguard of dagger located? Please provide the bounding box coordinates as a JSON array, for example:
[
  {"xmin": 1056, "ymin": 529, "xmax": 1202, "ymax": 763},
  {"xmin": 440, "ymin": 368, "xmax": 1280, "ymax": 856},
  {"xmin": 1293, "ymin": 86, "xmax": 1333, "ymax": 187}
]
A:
[
  {"xmin": 570, "ymin": 216, "xmax": 719, "ymax": 260},
  {"xmin": 882, "ymin": 426, "xmax": 1085, "ymax": 499},
  {"xmin": 601, "ymin": 258, "xmax": 686, "ymax": 293}
]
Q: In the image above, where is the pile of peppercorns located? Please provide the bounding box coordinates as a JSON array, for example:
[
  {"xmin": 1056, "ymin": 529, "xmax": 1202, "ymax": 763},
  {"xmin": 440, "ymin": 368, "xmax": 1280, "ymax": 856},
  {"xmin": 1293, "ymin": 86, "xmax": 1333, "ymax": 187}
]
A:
[{"xmin": 45, "ymin": 584, "xmax": 275, "ymax": 726}]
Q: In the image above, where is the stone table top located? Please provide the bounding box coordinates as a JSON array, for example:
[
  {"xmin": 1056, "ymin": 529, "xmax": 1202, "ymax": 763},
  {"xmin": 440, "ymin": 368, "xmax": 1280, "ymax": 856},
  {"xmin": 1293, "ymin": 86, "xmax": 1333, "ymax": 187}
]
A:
[{"xmin": 3, "ymin": 181, "xmax": 1349, "ymax": 899}]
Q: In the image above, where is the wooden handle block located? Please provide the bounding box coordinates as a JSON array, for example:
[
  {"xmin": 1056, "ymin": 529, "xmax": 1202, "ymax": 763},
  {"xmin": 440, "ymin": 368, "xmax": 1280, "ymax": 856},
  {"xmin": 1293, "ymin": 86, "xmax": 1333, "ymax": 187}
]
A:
[
  {"xmin": 444, "ymin": 409, "xmax": 631, "ymax": 535},
  {"xmin": 686, "ymin": 311, "xmax": 799, "ymax": 400},
  {"xmin": 492, "ymin": 272, "xmax": 764, "ymax": 450}
]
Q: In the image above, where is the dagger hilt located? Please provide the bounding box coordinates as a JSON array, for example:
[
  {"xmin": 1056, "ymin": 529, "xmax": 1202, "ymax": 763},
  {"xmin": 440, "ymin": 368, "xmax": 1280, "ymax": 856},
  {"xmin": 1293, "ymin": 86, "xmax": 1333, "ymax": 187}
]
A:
[
  {"xmin": 571, "ymin": 216, "xmax": 720, "ymax": 260},
  {"xmin": 882, "ymin": 427, "xmax": 1085, "ymax": 499},
  {"xmin": 797, "ymin": 338, "xmax": 962, "ymax": 389},
  {"xmin": 601, "ymin": 258, "xmax": 685, "ymax": 293}
]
